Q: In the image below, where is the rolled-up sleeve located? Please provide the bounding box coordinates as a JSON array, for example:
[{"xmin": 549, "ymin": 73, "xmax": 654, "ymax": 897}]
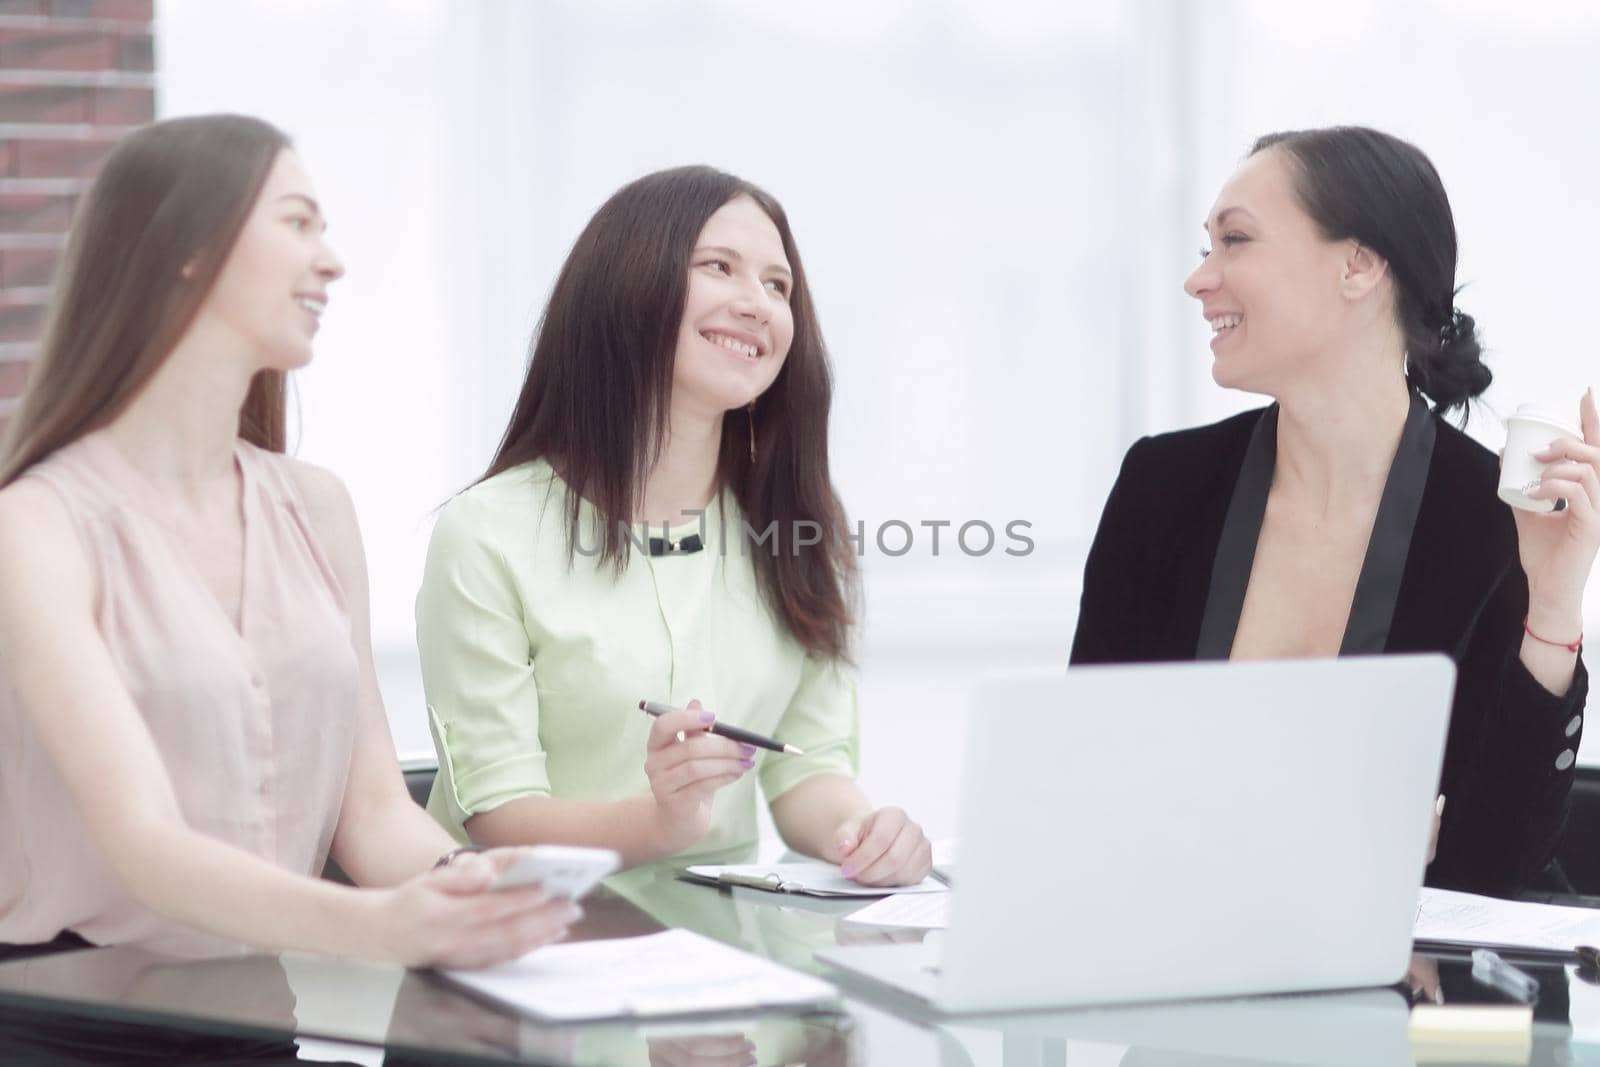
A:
[
  {"xmin": 417, "ymin": 497, "xmax": 550, "ymax": 839},
  {"xmin": 758, "ymin": 654, "xmax": 859, "ymax": 802}
]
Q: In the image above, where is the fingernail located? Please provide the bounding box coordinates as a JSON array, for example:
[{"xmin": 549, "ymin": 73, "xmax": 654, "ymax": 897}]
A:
[
  {"xmin": 740, "ymin": 756, "xmax": 755, "ymax": 768},
  {"xmin": 700, "ymin": 709, "xmax": 715, "ymax": 723},
  {"xmin": 1436, "ymin": 794, "xmax": 1446, "ymax": 816},
  {"xmin": 1434, "ymin": 988, "xmax": 1444, "ymax": 1005},
  {"xmin": 837, "ymin": 836, "xmax": 855, "ymax": 852},
  {"xmin": 565, "ymin": 903, "xmax": 584, "ymax": 921},
  {"xmin": 840, "ymin": 864, "xmax": 856, "ymax": 878},
  {"xmin": 739, "ymin": 743, "xmax": 757, "ymax": 757}
]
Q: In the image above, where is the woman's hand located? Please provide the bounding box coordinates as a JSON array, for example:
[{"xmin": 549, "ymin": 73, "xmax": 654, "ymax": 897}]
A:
[
  {"xmin": 1405, "ymin": 955, "xmax": 1443, "ymax": 1006},
  {"xmin": 833, "ymin": 806, "xmax": 932, "ymax": 887},
  {"xmin": 642, "ymin": 699, "xmax": 754, "ymax": 855},
  {"xmin": 1514, "ymin": 388, "xmax": 1600, "ymax": 630},
  {"xmin": 365, "ymin": 849, "xmax": 580, "ymax": 969}
]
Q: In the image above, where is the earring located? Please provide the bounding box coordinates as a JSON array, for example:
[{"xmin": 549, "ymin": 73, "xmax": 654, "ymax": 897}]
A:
[{"xmin": 747, "ymin": 402, "xmax": 756, "ymax": 462}]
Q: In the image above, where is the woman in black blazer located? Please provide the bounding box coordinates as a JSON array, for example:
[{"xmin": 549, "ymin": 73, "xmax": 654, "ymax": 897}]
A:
[{"xmin": 1071, "ymin": 126, "xmax": 1598, "ymax": 899}]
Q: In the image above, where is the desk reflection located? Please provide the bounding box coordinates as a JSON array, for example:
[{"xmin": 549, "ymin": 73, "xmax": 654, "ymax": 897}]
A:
[
  {"xmin": 0, "ymin": 873, "xmax": 1590, "ymax": 1067},
  {"xmin": 0, "ymin": 947, "xmax": 308, "ymax": 1065},
  {"xmin": 913, "ymin": 956, "xmax": 1582, "ymax": 1067},
  {"xmin": 0, "ymin": 876, "xmax": 859, "ymax": 1066}
]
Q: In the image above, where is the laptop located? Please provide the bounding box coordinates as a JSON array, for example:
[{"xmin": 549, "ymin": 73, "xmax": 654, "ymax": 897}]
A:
[{"xmin": 816, "ymin": 655, "xmax": 1455, "ymax": 1013}]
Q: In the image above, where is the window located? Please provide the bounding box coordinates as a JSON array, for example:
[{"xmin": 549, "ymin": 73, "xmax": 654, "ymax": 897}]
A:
[{"xmin": 159, "ymin": 2, "xmax": 1596, "ymax": 792}]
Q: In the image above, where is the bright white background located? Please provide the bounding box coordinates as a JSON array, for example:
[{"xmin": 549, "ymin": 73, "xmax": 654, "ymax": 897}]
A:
[{"xmin": 156, "ymin": 0, "xmax": 1600, "ymax": 837}]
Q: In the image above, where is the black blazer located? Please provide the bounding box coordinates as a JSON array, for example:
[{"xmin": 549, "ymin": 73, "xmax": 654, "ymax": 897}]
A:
[{"xmin": 1071, "ymin": 404, "xmax": 1588, "ymax": 898}]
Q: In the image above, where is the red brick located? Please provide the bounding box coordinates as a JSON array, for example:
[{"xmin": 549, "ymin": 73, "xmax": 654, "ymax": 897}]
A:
[
  {"xmin": 89, "ymin": 84, "xmax": 150, "ymax": 125},
  {"xmin": 0, "ymin": 28, "xmax": 117, "ymax": 72},
  {"xmin": 0, "ymin": 300, "xmax": 44, "ymax": 344},
  {"xmin": 0, "ymin": 248, "xmax": 58, "ymax": 288},
  {"xmin": 11, "ymin": 136, "xmax": 115, "ymax": 179},
  {"xmin": 0, "ymin": 82, "xmax": 92, "ymax": 124},
  {"xmin": 0, "ymin": 355, "xmax": 32, "ymax": 398},
  {"xmin": 49, "ymin": 0, "xmax": 152, "ymax": 19},
  {"xmin": 0, "ymin": 192, "xmax": 73, "ymax": 233},
  {"xmin": 115, "ymin": 30, "xmax": 150, "ymax": 72}
]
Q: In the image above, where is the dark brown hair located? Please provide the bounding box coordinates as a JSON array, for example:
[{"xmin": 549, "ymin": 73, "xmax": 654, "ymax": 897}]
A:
[
  {"xmin": 483, "ymin": 165, "xmax": 857, "ymax": 660},
  {"xmin": 0, "ymin": 114, "xmax": 291, "ymax": 487},
  {"xmin": 1252, "ymin": 126, "xmax": 1489, "ymax": 416}
]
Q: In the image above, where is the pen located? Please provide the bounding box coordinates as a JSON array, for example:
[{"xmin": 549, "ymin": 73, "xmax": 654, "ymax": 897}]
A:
[{"xmin": 637, "ymin": 701, "xmax": 805, "ymax": 756}]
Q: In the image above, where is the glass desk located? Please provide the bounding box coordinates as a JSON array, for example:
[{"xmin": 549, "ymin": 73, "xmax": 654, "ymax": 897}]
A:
[{"xmin": 1, "ymin": 853, "xmax": 1598, "ymax": 1065}]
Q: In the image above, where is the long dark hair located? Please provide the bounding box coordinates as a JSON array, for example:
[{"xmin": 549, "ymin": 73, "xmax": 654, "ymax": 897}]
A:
[
  {"xmin": 483, "ymin": 165, "xmax": 857, "ymax": 660},
  {"xmin": 0, "ymin": 114, "xmax": 291, "ymax": 487},
  {"xmin": 1252, "ymin": 126, "xmax": 1489, "ymax": 416}
]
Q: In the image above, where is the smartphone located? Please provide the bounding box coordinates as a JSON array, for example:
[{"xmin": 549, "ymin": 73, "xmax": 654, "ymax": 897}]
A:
[{"xmin": 490, "ymin": 844, "xmax": 620, "ymax": 898}]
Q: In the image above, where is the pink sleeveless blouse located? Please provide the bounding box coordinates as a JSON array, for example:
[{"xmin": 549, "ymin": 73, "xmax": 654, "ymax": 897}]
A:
[{"xmin": 0, "ymin": 432, "xmax": 359, "ymax": 956}]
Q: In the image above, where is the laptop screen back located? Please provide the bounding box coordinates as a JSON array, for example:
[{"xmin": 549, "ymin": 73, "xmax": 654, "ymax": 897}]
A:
[{"xmin": 936, "ymin": 655, "xmax": 1455, "ymax": 1011}]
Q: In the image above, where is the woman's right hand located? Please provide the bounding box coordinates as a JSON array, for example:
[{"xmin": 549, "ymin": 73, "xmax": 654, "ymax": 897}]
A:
[
  {"xmin": 642, "ymin": 699, "xmax": 755, "ymax": 854},
  {"xmin": 366, "ymin": 849, "xmax": 581, "ymax": 969}
]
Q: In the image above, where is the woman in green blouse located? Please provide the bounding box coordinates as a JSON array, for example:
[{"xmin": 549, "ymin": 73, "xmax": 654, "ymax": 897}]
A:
[{"xmin": 417, "ymin": 165, "xmax": 931, "ymax": 887}]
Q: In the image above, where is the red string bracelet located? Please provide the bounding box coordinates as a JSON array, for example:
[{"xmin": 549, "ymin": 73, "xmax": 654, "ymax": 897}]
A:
[{"xmin": 1524, "ymin": 614, "xmax": 1583, "ymax": 653}]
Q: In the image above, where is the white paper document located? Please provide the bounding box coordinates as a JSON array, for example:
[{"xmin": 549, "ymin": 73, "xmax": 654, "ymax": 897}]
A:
[
  {"xmin": 844, "ymin": 892, "xmax": 952, "ymax": 929},
  {"xmin": 683, "ymin": 861, "xmax": 947, "ymax": 898},
  {"xmin": 443, "ymin": 929, "xmax": 837, "ymax": 1020},
  {"xmin": 1414, "ymin": 887, "xmax": 1600, "ymax": 953}
]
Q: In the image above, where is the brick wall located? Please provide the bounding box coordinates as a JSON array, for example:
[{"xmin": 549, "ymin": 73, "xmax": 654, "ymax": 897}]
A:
[{"xmin": 0, "ymin": 0, "xmax": 153, "ymax": 435}]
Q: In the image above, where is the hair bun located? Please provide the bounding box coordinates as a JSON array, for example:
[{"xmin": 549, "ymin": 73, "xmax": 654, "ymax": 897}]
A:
[
  {"xmin": 1438, "ymin": 306, "xmax": 1471, "ymax": 352},
  {"xmin": 1409, "ymin": 305, "xmax": 1490, "ymax": 409}
]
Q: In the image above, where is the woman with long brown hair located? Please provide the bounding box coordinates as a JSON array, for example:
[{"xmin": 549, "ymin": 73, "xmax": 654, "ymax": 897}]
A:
[
  {"xmin": 0, "ymin": 114, "xmax": 577, "ymax": 965},
  {"xmin": 417, "ymin": 165, "xmax": 931, "ymax": 885}
]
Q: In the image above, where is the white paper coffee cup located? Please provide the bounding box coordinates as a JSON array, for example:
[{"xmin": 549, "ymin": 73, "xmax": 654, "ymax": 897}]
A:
[{"xmin": 1499, "ymin": 404, "xmax": 1583, "ymax": 513}]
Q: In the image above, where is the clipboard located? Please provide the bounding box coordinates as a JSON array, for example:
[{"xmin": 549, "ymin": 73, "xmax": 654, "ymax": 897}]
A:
[{"xmin": 679, "ymin": 862, "xmax": 947, "ymax": 899}]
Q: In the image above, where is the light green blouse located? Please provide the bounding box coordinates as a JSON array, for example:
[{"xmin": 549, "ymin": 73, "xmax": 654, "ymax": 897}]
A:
[{"xmin": 416, "ymin": 460, "xmax": 859, "ymax": 855}]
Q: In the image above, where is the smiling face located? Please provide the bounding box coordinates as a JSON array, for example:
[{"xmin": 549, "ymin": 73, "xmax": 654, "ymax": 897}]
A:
[
  {"xmin": 670, "ymin": 195, "xmax": 795, "ymax": 422},
  {"xmin": 196, "ymin": 149, "xmax": 345, "ymax": 372},
  {"xmin": 1183, "ymin": 149, "xmax": 1356, "ymax": 396}
]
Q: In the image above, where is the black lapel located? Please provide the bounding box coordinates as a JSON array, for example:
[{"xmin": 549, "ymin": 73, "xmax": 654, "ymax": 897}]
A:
[
  {"xmin": 1195, "ymin": 406, "xmax": 1277, "ymax": 660},
  {"xmin": 1341, "ymin": 393, "xmax": 1436, "ymax": 654}
]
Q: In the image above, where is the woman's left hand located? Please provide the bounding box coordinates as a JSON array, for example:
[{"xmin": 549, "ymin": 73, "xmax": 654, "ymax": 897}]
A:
[
  {"xmin": 833, "ymin": 806, "xmax": 932, "ymax": 887},
  {"xmin": 1514, "ymin": 388, "xmax": 1600, "ymax": 622},
  {"xmin": 1405, "ymin": 955, "xmax": 1443, "ymax": 1006}
]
